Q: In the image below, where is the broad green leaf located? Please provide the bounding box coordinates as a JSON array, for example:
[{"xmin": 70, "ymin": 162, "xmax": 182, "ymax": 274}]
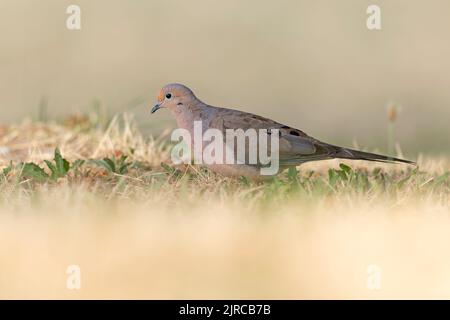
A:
[{"xmin": 22, "ymin": 163, "xmax": 49, "ymax": 182}]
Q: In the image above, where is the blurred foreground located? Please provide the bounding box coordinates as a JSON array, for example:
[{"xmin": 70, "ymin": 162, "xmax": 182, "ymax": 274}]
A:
[{"xmin": 0, "ymin": 115, "xmax": 448, "ymax": 299}]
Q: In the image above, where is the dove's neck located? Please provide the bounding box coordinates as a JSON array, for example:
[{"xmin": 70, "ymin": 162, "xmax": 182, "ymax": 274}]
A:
[{"xmin": 171, "ymin": 99, "xmax": 210, "ymax": 133}]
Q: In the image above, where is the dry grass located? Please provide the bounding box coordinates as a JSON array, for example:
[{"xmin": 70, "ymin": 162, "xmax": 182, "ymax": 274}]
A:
[{"xmin": 0, "ymin": 114, "xmax": 449, "ymax": 299}]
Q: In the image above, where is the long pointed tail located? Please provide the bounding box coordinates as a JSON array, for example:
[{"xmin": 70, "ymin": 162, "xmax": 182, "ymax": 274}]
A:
[{"xmin": 335, "ymin": 147, "xmax": 416, "ymax": 165}]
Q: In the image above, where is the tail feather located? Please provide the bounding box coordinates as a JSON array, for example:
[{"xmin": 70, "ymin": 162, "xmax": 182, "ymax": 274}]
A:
[{"xmin": 335, "ymin": 147, "xmax": 416, "ymax": 165}]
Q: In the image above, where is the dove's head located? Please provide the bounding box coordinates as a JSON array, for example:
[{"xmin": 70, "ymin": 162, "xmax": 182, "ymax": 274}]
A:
[{"xmin": 151, "ymin": 83, "xmax": 198, "ymax": 114}]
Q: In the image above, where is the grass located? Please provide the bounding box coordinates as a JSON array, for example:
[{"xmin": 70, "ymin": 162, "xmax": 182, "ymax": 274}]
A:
[{"xmin": 0, "ymin": 113, "xmax": 449, "ymax": 299}]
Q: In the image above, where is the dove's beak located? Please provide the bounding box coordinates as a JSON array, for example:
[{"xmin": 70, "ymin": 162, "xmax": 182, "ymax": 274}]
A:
[{"xmin": 151, "ymin": 103, "xmax": 162, "ymax": 114}]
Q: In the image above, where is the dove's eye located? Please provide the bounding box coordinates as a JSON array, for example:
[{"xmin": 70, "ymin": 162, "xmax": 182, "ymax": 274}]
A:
[{"xmin": 165, "ymin": 93, "xmax": 172, "ymax": 99}]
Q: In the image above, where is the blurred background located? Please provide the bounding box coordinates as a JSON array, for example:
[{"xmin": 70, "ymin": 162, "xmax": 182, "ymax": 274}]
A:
[{"xmin": 1, "ymin": 0, "xmax": 449, "ymax": 155}]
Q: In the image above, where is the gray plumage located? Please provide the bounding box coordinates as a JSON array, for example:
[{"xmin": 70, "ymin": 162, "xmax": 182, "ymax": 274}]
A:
[{"xmin": 152, "ymin": 83, "xmax": 414, "ymax": 178}]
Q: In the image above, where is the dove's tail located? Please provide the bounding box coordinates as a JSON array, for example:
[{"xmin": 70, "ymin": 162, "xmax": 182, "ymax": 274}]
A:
[{"xmin": 334, "ymin": 147, "xmax": 416, "ymax": 165}]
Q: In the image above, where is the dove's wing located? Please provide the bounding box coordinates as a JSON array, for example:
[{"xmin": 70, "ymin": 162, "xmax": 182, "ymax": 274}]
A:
[
  {"xmin": 208, "ymin": 107, "xmax": 339, "ymax": 165},
  {"xmin": 208, "ymin": 106, "xmax": 415, "ymax": 166}
]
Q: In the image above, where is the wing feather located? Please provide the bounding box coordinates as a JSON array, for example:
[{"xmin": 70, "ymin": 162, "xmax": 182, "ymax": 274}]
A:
[{"xmin": 209, "ymin": 107, "xmax": 331, "ymax": 165}]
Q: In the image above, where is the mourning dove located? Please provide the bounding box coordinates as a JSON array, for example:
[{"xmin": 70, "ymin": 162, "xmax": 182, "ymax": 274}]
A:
[{"xmin": 151, "ymin": 83, "xmax": 414, "ymax": 178}]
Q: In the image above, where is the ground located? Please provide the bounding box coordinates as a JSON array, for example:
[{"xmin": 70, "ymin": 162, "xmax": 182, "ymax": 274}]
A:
[{"xmin": 0, "ymin": 114, "xmax": 449, "ymax": 299}]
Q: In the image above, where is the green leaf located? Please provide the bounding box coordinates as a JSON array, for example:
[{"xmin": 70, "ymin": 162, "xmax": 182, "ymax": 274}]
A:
[
  {"xmin": 90, "ymin": 155, "xmax": 133, "ymax": 174},
  {"xmin": 21, "ymin": 163, "xmax": 49, "ymax": 182},
  {"xmin": 102, "ymin": 158, "xmax": 116, "ymax": 173},
  {"xmin": 328, "ymin": 169, "xmax": 338, "ymax": 186},
  {"xmin": 119, "ymin": 155, "xmax": 128, "ymax": 164},
  {"xmin": 2, "ymin": 161, "xmax": 13, "ymax": 176},
  {"xmin": 337, "ymin": 170, "xmax": 348, "ymax": 181},
  {"xmin": 45, "ymin": 160, "xmax": 57, "ymax": 176},
  {"xmin": 116, "ymin": 156, "xmax": 131, "ymax": 174},
  {"xmin": 118, "ymin": 164, "xmax": 129, "ymax": 175},
  {"xmin": 63, "ymin": 158, "xmax": 70, "ymax": 173},
  {"xmin": 91, "ymin": 159, "xmax": 113, "ymax": 173},
  {"xmin": 54, "ymin": 148, "xmax": 70, "ymax": 176},
  {"xmin": 339, "ymin": 163, "xmax": 352, "ymax": 174}
]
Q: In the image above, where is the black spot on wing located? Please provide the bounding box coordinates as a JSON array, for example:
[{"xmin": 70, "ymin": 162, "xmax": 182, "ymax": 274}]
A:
[{"xmin": 267, "ymin": 128, "xmax": 282, "ymax": 137}]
